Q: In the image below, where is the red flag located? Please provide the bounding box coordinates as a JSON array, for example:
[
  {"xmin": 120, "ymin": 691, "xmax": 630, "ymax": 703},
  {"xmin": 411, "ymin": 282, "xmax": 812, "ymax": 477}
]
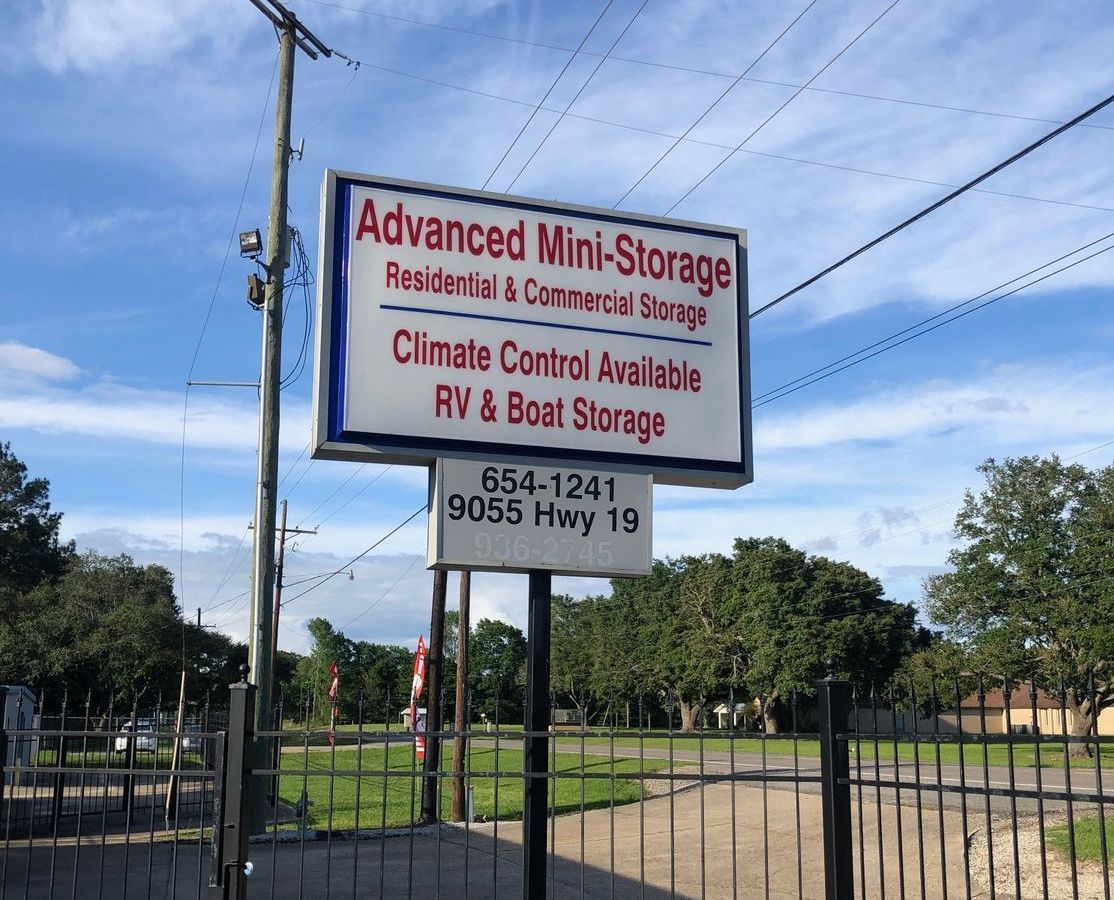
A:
[
  {"xmin": 409, "ymin": 636, "xmax": 427, "ymax": 761},
  {"xmin": 327, "ymin": 661, "xmax": 339, "ymax": 746}
]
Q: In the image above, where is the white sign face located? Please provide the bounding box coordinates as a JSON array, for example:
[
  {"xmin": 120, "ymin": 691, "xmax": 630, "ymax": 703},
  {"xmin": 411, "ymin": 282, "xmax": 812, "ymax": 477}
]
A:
[
  {"xmin": 428, "ymin": 459, "xmax": 651, "ymax": 577},
  {"xmin": 312, "ymin": 171, "xmax": 751, "ymax": 488}
]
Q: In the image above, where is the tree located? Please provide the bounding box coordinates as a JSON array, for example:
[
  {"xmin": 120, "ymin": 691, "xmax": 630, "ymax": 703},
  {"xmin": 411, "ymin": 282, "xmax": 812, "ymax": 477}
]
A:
[
  {"xmin": 551, "ymin": 593, "xmax": 606, "ymax": 721},
  {"xmin": 352, "ymin": 641, "xmax": 412, "ymax": 720},
  {"xmin": 294, "ymin": 617, "xmax": 354, "ymax": 722},
  {"xmin": 469, "ymin": 618, "xmax": 526, "ymax": 721},
  {"xmin": 591, "ymin": 557, "xmax": 732, "ymax": 732},
  {"xmin": 732, "ymin": 537, "xmax": 921, "ymax": 731},
  {"xmin": 554, "ymin": 544, "xmax": 920, "ymax": 733},
  {"xmin": 184, "ymin": 622, "xmax": 246, "ymax": 701},
  {"xmin": 0, "ymin": 442, "xmax": 73, "ymax": 627},
  {"xmin": 5, "ymin": 552, "xmax": 186, "ymax": 704},
  {"xmin": 925, "ymin": 455, "xmax": 1114, "ymax": 752}
]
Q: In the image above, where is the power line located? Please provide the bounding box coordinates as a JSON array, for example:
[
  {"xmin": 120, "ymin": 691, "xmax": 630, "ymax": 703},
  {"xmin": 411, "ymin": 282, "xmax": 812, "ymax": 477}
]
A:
[
  {"xmin": 663, "ymin": 0, "xmax": 903, "ymax": 216},
  {"xmin": 277, "ymin": 443, "xmax": 309, "ymax": 492},
  {"xmin": 753, "ymin": 235, "xmax": 1114, "ymax": 407},
  {"xmin": 200, "ymin": 524, "xmax": 253, "ymax": 612},
  {"xmin": 480, "ymin": 0, "xmax": 616, "ymax": 191},
  {"xmin": 336, "ymin": 553, "xmax": 425, "ymax": 631},
  {"xmin": 753, "ymin": 230, "xmax": 1114, "ymax": 404},
  {"xmin": 330, "ymin": 58, "xmax": 1114, "ymax": 216},
  {"xmin": 293, "ymin": 465, "xmax": 394, "ymax": 543},
  {"xmin": 295, "ymin": 464, "xmax": 366, "ymax": 529},
  {"xmin": 298, "ymin": 0, "xmax": 573, "ymax": 53},
  {"xmin": 750, "ymin": 88, "xmax": 1114, "ymax": 319},
  {"xmin": 177, "ymin": 58, "xmax": 279, "ymax": 610},
  {"xmin": 736, "ymin": 147, "xmax": 1114, "ymax": 215},
  {"xmin": 503, "ymin": 0, "xmax": 649, "ymax": 193},
  {"xmin": 299, "ymin": 0, "xmax": 1114, "ymax": 133},
  {"xmin": 282, "ymin": 453, "xmax": 316, "ymax": 502},
  {"xmin": 283, "ymin": 505, "xmax": 425, "ymax": 604},
  {"xmin": 612, "ymin": 0, "xmax": 819, "ymax": 208}
]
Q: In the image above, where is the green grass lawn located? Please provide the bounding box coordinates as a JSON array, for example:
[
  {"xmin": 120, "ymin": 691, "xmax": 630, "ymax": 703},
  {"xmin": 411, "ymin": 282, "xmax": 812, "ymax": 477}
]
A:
[
  {"xmin": 34, "ymin": 745, "xmax": 206, "ymax": 770},
  {"xmin": 277, "ymin": 743, "xmax": 667, "ymax": 832},
  {"xmin": 273, "ymin": 723, "xmax": 1113, "ymax": 771},
  {"xmin": 1048, "ymin": 816, "xmax": 1114, "ymax": 862},
  {"xmin": 565, "ymin": 733, "xmax": 1114, "ymax": 770}
]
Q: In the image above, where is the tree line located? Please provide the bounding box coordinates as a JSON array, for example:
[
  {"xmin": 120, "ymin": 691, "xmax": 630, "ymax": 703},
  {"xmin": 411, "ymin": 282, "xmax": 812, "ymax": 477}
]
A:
[{"xmin": 3, "ymin": 440, "xmax": 1111, "ymax": 742}]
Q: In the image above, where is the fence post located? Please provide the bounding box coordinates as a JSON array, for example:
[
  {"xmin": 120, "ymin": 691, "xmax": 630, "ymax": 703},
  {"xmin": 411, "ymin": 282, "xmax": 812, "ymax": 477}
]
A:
[
  {"xmin": 210, "ymin": 675, "xmax": 256, "ymax": 900},
  {"xmin": 817, "ymin": 659, "xmax": 854, "ymax": 900},
  {"xmin": 0, "ymin": 686, "xmax": 7, "ymax": 812}
]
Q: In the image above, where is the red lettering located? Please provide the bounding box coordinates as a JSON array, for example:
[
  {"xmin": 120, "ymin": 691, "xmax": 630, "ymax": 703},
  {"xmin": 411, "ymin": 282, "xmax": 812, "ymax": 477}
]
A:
[
  {"xmin": 354, "ymin": 198, "xmax": 380, "ymax": 241},
  {"xmin": 715, "ymin": 256, "xmax": 732, "ymax": 290},
  {"xmin": 466, "ymin": 223, "xmax": 485, "ymax": 256},
  {"xmin": 392, "ymin": 328, "xmax": 411, "ymax": 363}
]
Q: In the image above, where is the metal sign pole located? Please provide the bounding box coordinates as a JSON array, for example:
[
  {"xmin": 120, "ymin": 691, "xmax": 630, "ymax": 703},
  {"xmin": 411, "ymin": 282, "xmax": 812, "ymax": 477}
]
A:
[{"xmin": 522, "ymin": 570, "xmax": 552, "ymax": 900}]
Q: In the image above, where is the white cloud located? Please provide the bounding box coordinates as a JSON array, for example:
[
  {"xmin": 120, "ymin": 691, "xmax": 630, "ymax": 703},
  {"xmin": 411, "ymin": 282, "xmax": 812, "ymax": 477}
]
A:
[
  {"xmin": 0, "ymin": 361, "xmax": 310, "ymax": 453},
  {"xmin": 756, "ymin": 362, "xmax": 1114, "ymax": 452},
  {"xmin": 26, "ymin": 0, "xmax": 254, "ymax": 74},
  {"xmin": 0, "ymin": 341, "xmax": 81, "ymax": 381}
]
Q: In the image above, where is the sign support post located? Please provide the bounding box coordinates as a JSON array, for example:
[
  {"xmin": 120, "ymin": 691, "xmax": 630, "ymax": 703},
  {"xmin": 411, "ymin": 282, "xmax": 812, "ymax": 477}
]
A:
[
  {"xmin": 421, "ymin": 569, "xmax": 447, "ymax": 822},
  {"xmin": 308, "ymin": 168, "xmax": 754, "ymax": 898},
  {"xmin": 522, "ymin": 570, "xmax": 552, "ymax": 900}
]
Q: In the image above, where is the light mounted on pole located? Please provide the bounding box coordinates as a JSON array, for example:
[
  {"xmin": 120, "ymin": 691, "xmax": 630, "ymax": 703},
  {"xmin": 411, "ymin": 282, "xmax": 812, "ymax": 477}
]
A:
[{"xmin": 239, "ymin": 229, "xmax": 263, "ymax": 258}]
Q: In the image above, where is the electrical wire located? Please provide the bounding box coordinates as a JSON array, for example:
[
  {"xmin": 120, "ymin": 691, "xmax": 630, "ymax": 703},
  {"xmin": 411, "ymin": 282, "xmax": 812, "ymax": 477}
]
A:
[
  {"xmin": 300, "ymin": 0, "xmax": 1114, "ymax": 134},
  {"xmin": 750, "ymin": 88, "xmax": 1114, "ymax": 319},
  {"xmin": 279, "ymin": 226, "xmax": 315, "ymax": 390},
  {"xmin": 335, "ymin": 553, "xmax": 425, "ymax": 631},
  {"xmin": 753, "ymin": 236, "xmax": 1114, "ymax": 407},
  {"xmin": 177, "ymin": 58, "xmax": 278, "ymax": 610},
  {"xmin": 290, "ymin": 466, "xmax": 395, "ymax": 548},
  {"xmin": 480, "ymin": 0, "xmax": 616, "ymax": 191},
  {"xmin": 612, "ymin": 0, "xmax": 819, "ymax": 208},
  {"xmin": 199, "ymin": 524, "xmax": 253, "ymax": 612},
  {"xmin": 282, "ymin": 505, "xmax": 426, "ymax": 605},
  {"xmin": 295, "ymin": 465, "xmax": 366, "ymax": 529},
  {"xmin": 503, "ymin": 0, "xmax": 649, "ymax": 193},
  {"xmin": 663, "ymin": 0, "xmax": 903, "ymax": 216},
  {"xmin": 283, "ymin": 454, "xmax": 317, "ymax": 502},
  {"xmin": 324, "ymin": 57, "xmax": 1114, "ymax": 216},
  {"xmin": 278, "ymin": 443, "xmax": 309, "ymax": 492},
  {"xmin": 752, "ymin": 230, "xmax": 1114, "ymax": 404}
]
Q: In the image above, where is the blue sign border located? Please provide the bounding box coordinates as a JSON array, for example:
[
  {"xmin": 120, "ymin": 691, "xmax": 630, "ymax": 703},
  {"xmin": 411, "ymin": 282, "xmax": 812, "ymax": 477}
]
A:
[{"xmin": 318, "ymin": 171, "xmax": 751, "ymax": 486}]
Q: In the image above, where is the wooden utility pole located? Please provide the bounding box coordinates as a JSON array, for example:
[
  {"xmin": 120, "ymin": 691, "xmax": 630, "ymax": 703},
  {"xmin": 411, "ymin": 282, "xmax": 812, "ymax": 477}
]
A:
[
  {"xmin": 244, "ymin": 0, "xmax": 331, "ymax": 833},
  {"xmin": 420, "ymin": 569, "xmax": 448, "ymax": 822},
  {"xmin": 245, "ymin": 7, "xmax": 293, "ymax": 759},
  {"xmin": 164, "ymin": 669, "xmax": 187, "ymax": 820},
  {"xmin": 451, "ymin": 571, "xmax": 471, "ymax": 821}
]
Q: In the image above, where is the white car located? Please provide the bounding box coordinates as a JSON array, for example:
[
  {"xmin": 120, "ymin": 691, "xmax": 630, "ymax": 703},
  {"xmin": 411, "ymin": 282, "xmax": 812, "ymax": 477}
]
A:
[{"xmin": 113, "ymin": 719, "xmax": 157, "ymax": 754}]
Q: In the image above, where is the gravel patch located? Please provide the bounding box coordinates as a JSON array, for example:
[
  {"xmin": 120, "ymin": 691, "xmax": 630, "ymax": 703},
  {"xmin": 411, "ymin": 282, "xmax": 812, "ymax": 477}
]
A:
[{"xmin": 967, "ymin": 813, "xmax": 1109, "ymax": 899}]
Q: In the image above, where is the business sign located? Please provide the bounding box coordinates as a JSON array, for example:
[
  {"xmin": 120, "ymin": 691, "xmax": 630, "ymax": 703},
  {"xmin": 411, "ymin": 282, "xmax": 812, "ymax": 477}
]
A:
[
  {"xmin": 428, "ymin": 459, "xmax": 651, "ymax": 576},
  {"xmin": 311, "ymin": 171, "xmax": 751, "ymax": 488}
]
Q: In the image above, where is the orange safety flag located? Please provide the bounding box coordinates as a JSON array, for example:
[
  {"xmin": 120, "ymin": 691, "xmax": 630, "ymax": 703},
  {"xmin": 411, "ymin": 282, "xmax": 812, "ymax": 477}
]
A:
[{"xmin": 409, "ymin": 636, "xmax": 428, "ymax": 761}]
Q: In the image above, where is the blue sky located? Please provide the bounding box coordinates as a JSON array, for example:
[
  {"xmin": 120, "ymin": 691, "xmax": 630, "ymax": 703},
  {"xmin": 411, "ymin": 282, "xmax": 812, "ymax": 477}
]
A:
[{"xmin": 2, "ymin": 0, "xmax": 1112, "ymax": 653}]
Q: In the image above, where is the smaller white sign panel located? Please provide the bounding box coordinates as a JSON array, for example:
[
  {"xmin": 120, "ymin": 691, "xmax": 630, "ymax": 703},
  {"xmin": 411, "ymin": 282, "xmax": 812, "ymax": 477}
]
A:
[{"xmin": 428, "ymin": 459, "xmax": 651, "ymax": 577}]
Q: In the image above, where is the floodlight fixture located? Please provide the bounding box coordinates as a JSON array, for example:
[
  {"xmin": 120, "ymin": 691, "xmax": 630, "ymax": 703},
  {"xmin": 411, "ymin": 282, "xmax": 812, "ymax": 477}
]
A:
[{"xmin": 239, "ymin": 229, "xmax": 263, "ymax": 258}]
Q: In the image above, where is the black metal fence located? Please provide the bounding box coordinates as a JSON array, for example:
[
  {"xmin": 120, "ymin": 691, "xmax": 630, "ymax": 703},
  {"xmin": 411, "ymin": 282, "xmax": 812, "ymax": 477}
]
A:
[{"xmin": 2, "ymin": 674, "xmax": 1111, "ymax": 898}]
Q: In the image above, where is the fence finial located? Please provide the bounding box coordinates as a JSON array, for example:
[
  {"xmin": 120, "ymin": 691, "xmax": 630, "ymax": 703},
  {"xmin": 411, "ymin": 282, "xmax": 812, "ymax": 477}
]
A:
[
  {"xmin": 825, "ymin": 656, "xmax": 839, "ymax": 679},
  {"xmin": 238, "ymin": 663, "xmax": 250, "ymax": 683}
]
